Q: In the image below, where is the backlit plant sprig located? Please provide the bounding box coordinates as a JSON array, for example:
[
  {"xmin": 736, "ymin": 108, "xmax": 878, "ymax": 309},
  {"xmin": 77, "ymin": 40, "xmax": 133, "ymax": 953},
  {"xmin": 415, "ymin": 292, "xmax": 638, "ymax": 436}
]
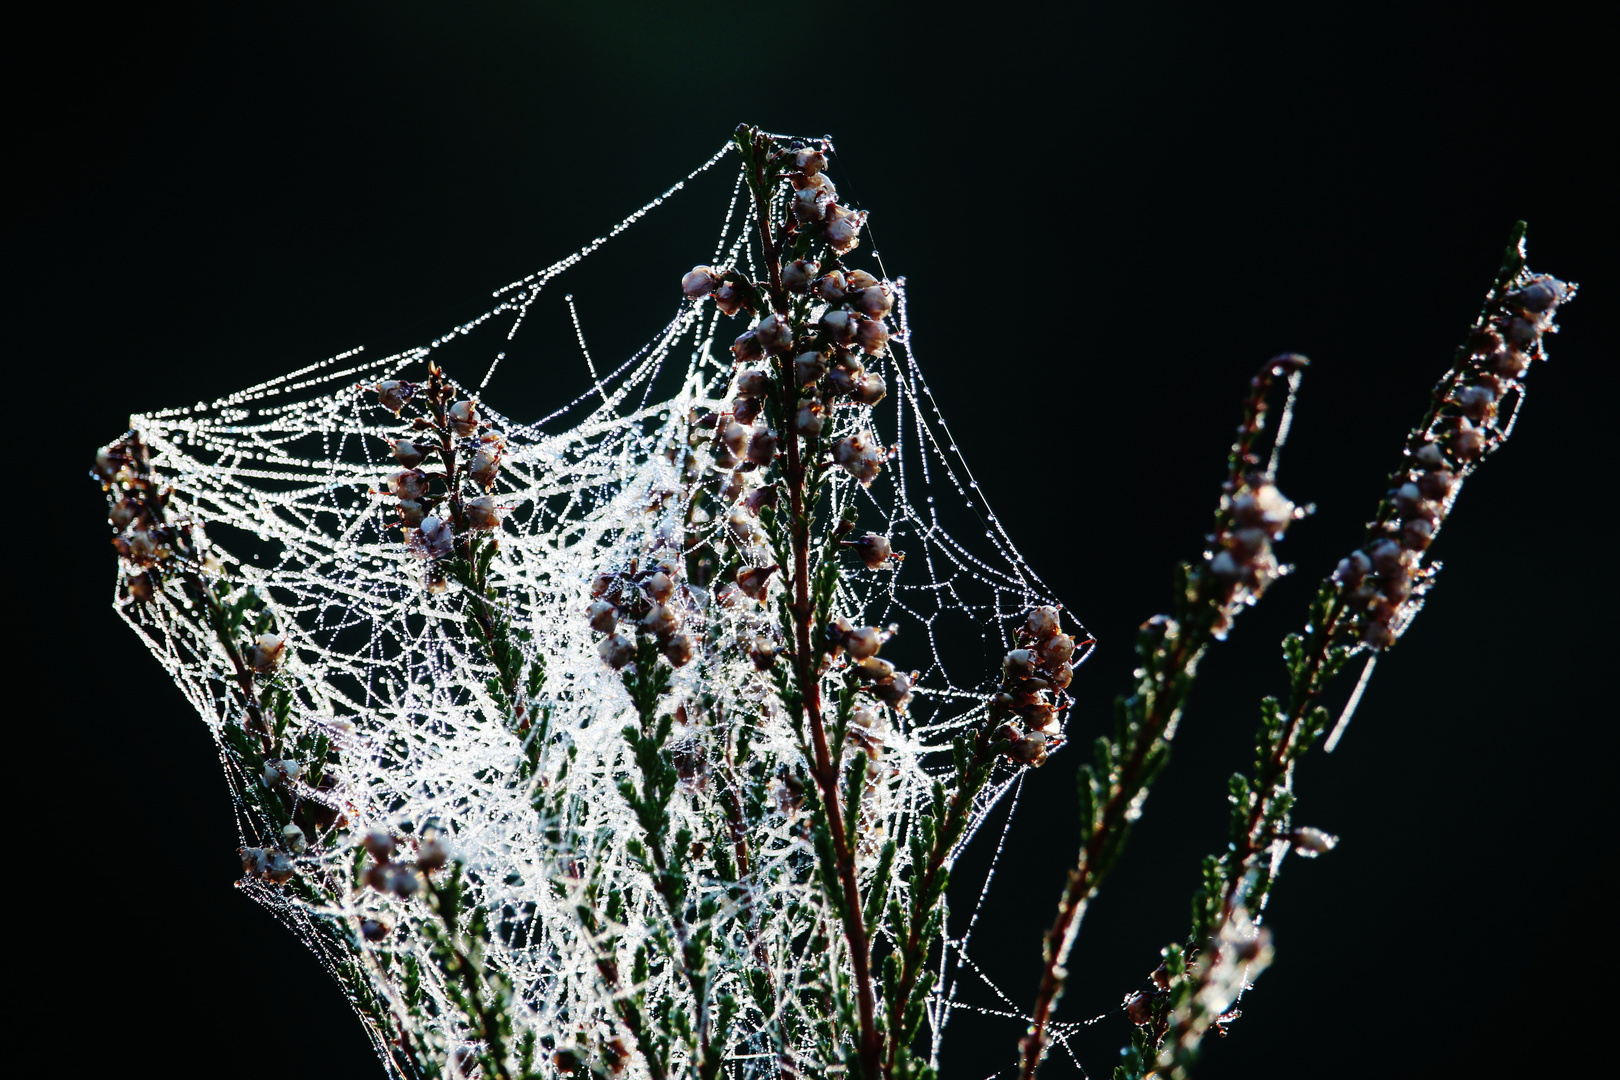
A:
[
  {"xmin": 96, "ymin": 428, "xmax": 526, "ymax": 1080},
  {"xmin": 1110, "ymin": 225, "xmax": 1574, "ymax": 1080},
  {"xmin": 1016, "ymin": 354, "xmax": 1309, "ymax": 1077},
  {"xmin": 634, "ymin": 126, "xmax": 1089, "ymax": 1079}
]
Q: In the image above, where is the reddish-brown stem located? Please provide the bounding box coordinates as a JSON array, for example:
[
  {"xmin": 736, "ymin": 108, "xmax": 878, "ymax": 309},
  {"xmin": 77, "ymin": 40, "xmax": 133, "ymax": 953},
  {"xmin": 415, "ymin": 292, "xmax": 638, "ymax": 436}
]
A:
[
  {"xmin": 1020, "ymin": 360, "xmax": 1295, "ymax": 1077},
  {"xmin": 1017, "ymin": 619, "xmax": 1209, "ymax": 1079},
  {"xmin": 743, "ymin": 128, "xmax": 881, "ymax": 1078}
]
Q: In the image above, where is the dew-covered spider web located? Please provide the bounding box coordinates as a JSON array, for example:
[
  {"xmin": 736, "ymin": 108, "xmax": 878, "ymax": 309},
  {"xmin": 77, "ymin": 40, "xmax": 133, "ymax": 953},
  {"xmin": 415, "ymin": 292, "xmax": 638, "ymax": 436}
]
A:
[{"xmin": 108, "ymin": 135, "xmax": 1093, "ymax": 1076}]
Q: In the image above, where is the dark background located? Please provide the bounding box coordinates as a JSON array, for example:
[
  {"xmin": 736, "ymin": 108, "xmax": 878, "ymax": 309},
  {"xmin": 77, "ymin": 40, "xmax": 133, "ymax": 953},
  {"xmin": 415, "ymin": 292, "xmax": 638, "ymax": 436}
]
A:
[{"xmin": 13, "ymin": 3, "xmax": 1612, "ymax": 1077}]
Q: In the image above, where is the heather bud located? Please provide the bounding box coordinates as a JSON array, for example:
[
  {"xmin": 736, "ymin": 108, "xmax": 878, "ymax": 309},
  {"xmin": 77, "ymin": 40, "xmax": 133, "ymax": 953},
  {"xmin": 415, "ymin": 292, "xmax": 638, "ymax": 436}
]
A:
[
  {"xmin": 1368, "ymin": 539, "xmax": 1406, "ymax": 576},
  {"xmin": 1448, "ymin": 420, "xmax": 1485, "ymax": 461},
  {"xmin": 1335, "ymin": 549, "xmax": 1372, "ymax": 585},
  {"xmin": 747, "ymin": 427, "xmax": 779, "ymax": 466},
  {"xmin": 815, "ymin": 271, "xmax": 849, "ymax": 305},
  {"xmin": 465, "ymin": 496, "xmax": 503, "ymax": 531},
  {"xmin": 832, "ymin": 433, "xmax": 884, "ymax": 485},
  {"xmin": 793, "ymin": 148, "xmax": 826, "ymax": 175},
  {"xmin": 247, "ymin": 632, "xmax": 289, "ymax": 674},
  {"xmin": 241, "ymin": 846, "xmax": 295, "ymax": 885},
  {"xmin": 387, "ymin": 865, "xmax": 420, "ymax": 897},
  {"xmin": 94, "ymin": 446, "xmax": 124, "ymax": 485},
  {"xmin": 281, "ymin": 824, "xmax": 307, "ymax": 854},
  {"xmin": 1003, "ymin": 649, "xmax": 1036, "ymax": 679},
  {"xmin": 1124, "ymin": 990, "xmax": 1155, "ymax": 1026},
  {"xmin": 794, "ymin": 401, "xmax": 825, "ymax": 436},
  {"xmin": 1416, "ymin": 469, "xmax": 1454, "ymax": 500},
  {"xmin": 391, "ymin": 439, "xmax": 427, "ymax": 468},
  {"xmin": 845, "ymin": 626, "xmax": 883, "ymax": 661},
  {"xmin": 1007, "ymin": 731, "xmax": 1048, "ymax": 767},
  {"xmin": 824, "ymin": 205, "xmax": 865, "ymax": 254},
  {"xmin": 821, "ymin": 309, "xmax": 858, "ymax": 345},
  {"xmin": 363, "ymin": 829, "xmax": 395, "ymax": 861},
  {"xmin": 643, "ymin": 603, "xmax": 680, "ymax": 636},
  {"xmin": 782, "ymin": 258, "xmax": 819, "ymax": 294},
  {"xmin": 727, "ymin": 508, "xmax": 763, "ymax": 543},
  {"xmin": 663, "ymin": 632, "xmax": 695, "ymax": 667},
  {"xmin": 1049, "ymin": 661, "xmax": 1074, "ymax": 689},
  {"xmin": 1040, "ymin": 632, "xmax": 1076, "ymax": 666},
  {"xmin": 1026, "ymin": 605, "xmax": 1061, "ymax": 639},
  {"xmin": 1381, "ymin": 571, "xmax": 1413, "ymax": 602},
  {"xmin": 1502, "ymin": 316, "xmax": 1540, "ymax": 349},
  {"xmin": 448, "ymin": 400, "xmax": 478, "ymax": 437},
  {"xmin": 1412, "ymin": 442, "xmax": 1446, "ymax": 470},
  {"xmin": 851, "ymin": 532, "xmax": 893, "ymax": 569},
  {"xmin": 1229, "ymin": 527, "xmax": 1270, "ymax": 559},
  {"xmin": 468, "ymin": 447, "xmax": 501, "ymax": 490},
  {"xmin": 1491, "ymin": 347, "xmax": 1531, "ymax": 378},
  {"xmin": 733, "ymin": 396, "xmax": 763, "ymax": 426},
  {"xmin": 1392, "ymin": 483, "xmax": 1426, "ymax": 518},
  {"xmin": 732, "ymin": 330, "xmax": 763, "ymax": 364},
  {"xmin": 375, "ymin": 380, "xmax": 415, "ymax": 416},
  {"xmin": 360, "ymin": 918, "xmax": 389, "ymax": 942},
  {"xmin": 1289, "ymin": 826, "xmax": 1339, "ymax": 857},
  {"xmin": 855, "ymin": 656, "xmax": 895, "ymax": 682},
  {"xmin": 794, "ymin": 352, "xmax": 827, "ymax": 387},
  {"xmin": 741, "ymin": 485, "xmax": 778, "ymax": 514},
  {"xmin": 1510, "ymin": 276, "xmax": 1566, "ymax": 313},
  {"xmin": 737, "ymin": 369, "xmax": 771, "ymax": 396},
  {"xmin": 827, "ymin": 354, "xmax": 864, "ymax": 396},
  {"xmin": 719, "ymin": 420, "xmax": 749, "ymax": 459},
  {"xmin": 108, "ymin": 499, "xmax": 139, "ymax": 532},
  {"xmin": 262, "ymin": 758, "xmax": 301, "ymax": 787},
  {"xmin": 852, "ymin": 373, "xmax": 887, "ymax": 405},
  {"xmin": 736, "ymin": 564, "xmax": 778, "ymax": 600},
  {"xmin": 682, "ymin": 265, "xmax": 720, "ymax": 300},
  {"xmin": 854, "ymin": 318, "xmax": 890, "ymax": 355},
  {"xmin": 747, "ymin": 636, "xmax": 779, "ymax": 671},
  {"xmin": 850, "ymin": 284, "xmax": 894, "ymax": 319},
  {"xmin": 419, "ymin": 516, "xmax": 454, "ymax": 559},
  {"xmin": 645, "ymin": 571, "xmax": 675, "ymax": 603},
  {"xmin": 1362, "ymin": 621, "xmax": 1395, "ymax": 649},
  {"xmin": 715, "ymin": 281, "xmax": 750, "ymax": 316},
  {"xmin": 846, "ymin": 271, "xmax": 879, "ymax": 291},
  {"xmin": 755, "ymin": 313, "xmax": 792, "ymax": 354},
  {"xmin": 416, "ymin": 827, "xmax": 451, "ymax": 870},
  {"xmin": 1454, "ymin": 385, "xmax": 1497, "ymax": 422},
  {"xmin": 1401, "ymin": 519, "xmax": 1434, "ymax": 551},
  {"xmin": 871, "ymin": 670, "xmax": 914, "ymax": 710},
  {"xmin": 793, "ymin": 187, "xmax": 828, "ymax": 224},
  {"xmin": 598, "ymin": 633, "xmax": 636, "ymax": 669},
  {"xmin": 1232, "ymin": 483, "xmax": 1295, "ymax": 534},
  {"xmin": 588, "ymin": 600, "xmax": 619, "ymax": 634},
  {"xmin": 389, "ymin": 469, "xmax": 430, "ymax": 500}
]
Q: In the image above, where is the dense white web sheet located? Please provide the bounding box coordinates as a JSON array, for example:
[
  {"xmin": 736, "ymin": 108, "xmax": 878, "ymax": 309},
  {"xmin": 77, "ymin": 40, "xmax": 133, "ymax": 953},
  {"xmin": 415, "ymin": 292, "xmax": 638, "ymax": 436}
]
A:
[{"xmin": 111, "ymin": 136, "xmax": 1088, "ymax": 1076}]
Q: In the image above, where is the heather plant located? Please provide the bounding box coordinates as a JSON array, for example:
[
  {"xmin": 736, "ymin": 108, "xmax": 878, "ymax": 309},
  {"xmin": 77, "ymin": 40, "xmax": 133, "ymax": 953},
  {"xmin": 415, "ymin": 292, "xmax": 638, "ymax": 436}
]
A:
[{"xmin": 93, "ymin": 127, "xmax": 1572, "ymax": 1079}]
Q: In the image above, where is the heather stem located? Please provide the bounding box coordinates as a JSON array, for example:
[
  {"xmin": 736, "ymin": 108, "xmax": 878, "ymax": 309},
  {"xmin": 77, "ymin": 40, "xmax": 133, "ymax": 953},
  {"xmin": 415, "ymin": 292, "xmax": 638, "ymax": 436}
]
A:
[
  {"xmin": 1018, "ymin": 358, "xmax": 1304, "ymax": 1078},
  {"xmin": 738, "ymin": 123, "xmax": 883, "ymax": 1078}
]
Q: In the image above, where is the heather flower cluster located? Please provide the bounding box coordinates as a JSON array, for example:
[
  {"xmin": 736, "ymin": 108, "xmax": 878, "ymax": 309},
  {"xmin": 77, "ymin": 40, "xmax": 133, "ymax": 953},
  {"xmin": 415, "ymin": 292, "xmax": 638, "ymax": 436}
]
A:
[
  {"xmin": 992, "ymin": 606, "xmax": 1083, "ymax": 768},
  {"xmin": 1334, "ymin": 273, "xmax": 1571, "ymax": 649},
  {"xmin": 375, "ymin": 370, "xmax": 509, "ymax": 594}
]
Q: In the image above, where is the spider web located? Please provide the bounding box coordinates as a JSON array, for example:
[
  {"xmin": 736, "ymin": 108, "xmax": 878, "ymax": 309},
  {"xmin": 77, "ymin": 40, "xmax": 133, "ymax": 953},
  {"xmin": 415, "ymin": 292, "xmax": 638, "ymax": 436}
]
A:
[{"xmin": 109, "ymin": 135, "xmax": 1089, "ymax": 1076}]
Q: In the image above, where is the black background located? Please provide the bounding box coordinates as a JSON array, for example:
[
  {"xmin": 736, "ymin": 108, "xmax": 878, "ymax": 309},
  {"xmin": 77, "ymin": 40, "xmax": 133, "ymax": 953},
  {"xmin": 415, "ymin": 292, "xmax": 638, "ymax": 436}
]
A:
[{"xmin": 13, "ymin": 3, "xmax": 1613, "ymax": 1077}]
